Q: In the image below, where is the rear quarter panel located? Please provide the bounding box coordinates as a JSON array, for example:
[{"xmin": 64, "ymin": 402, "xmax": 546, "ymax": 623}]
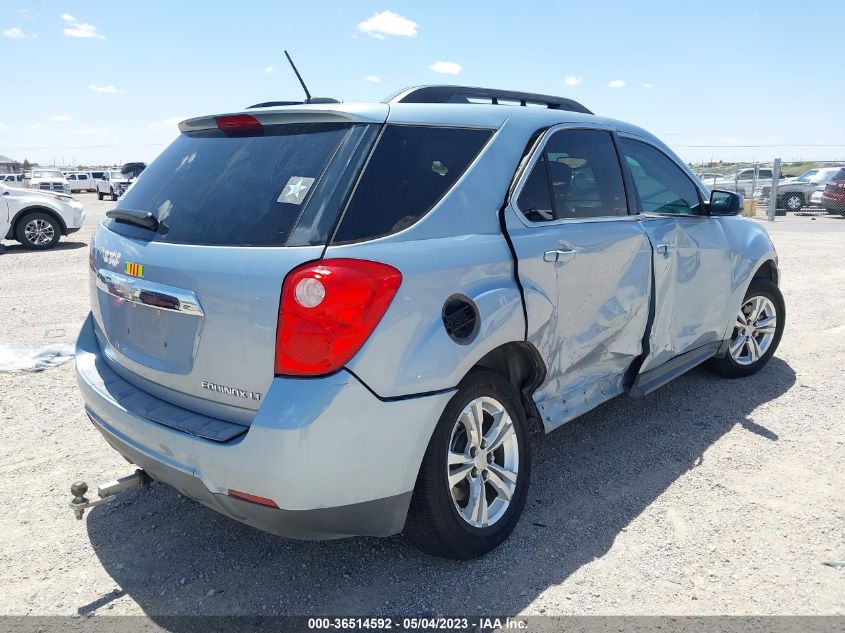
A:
[{"xmin": 326, "ymin": 120, "xmax": 533, "ymax": 398}]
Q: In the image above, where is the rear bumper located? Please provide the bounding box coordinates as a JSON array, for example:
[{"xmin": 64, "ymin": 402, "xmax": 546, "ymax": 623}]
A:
[{"xmin": 75, "ymin": 314, "xmax": 453, "ymax": 539}]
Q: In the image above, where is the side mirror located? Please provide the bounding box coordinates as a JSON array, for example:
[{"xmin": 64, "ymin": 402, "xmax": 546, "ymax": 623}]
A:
[{"xmin": 709, "ymin": 189, "xmax": 743, "ymax": 216}]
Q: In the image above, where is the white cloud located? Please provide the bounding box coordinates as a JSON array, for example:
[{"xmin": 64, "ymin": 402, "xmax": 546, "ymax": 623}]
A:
[
  {"xmin": 147, "ymin": 116, "xmax": 187, "ymax": 132},
  {"xmin": 608, "ymin": 80, "xmax": 626, "ymax": 88},
  {"xmin": 62, "ymin": 13, "xmax": 105, "ymax": 39},
  {"xmin": 261, "ymin": 66, "xmax": 274, "ymax": 75},
  {"xmin": 357, "ymin": 10, "xmax": 418, "ymax": 39},
  {"xmin": 429, "ymin": 60, "xmax": 461, "ymax": 75},
  {"xmin": 642, "ymin": 83, "xmax": 654, "ymax": 89},
  {"xmin": 48, "ymin": 115, "xmax": 72, "ymax": 122},
  {"xmin": 14, "ymin": 8, "xmax": 38, "ymax": 21},
  {"xmin": 89, "ymin": 84, "xmax": 122, "ymax": 94},
  {"xmin": 363, "ymin": 75, "xmax": 382, "ymax": 83},
  {"xmin": 564, "ymin": 76, "xmax": 583, "ymax": 86},
  {"xmin": 2, "ymin": 27, "xmax": 36, "ymax": 39}
]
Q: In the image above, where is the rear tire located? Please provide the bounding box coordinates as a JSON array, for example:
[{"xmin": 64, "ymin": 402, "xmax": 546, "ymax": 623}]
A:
[
  {"xmin": 707, "ymin": 278, "xmax": 785, "ymax": 378},
  {"xmin": 110, "ymin": 188, "xmax": 116, "ymax": 201},
  {"xmin": 405, "ymin": 369, "xmax": 531, "ymax": 559},
  {"xmin": 15, "ymin": 211, "xmax": 61, "ymax": 250}
]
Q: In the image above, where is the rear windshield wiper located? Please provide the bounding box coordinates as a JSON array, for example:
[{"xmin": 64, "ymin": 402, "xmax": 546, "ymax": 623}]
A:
[{"xmin": 106, "ymin": 208, "xmax": 159, "ymax": 232}]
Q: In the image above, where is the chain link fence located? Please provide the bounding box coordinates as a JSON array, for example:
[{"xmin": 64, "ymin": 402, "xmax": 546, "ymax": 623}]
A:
[{"xmin": 691, "ymin": 160, "xmax": 845, "ymax": 219}]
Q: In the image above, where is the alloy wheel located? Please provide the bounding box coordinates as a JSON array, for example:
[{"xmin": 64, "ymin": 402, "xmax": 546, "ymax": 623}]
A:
[
  {"xmin": 729, "ymin": 295, "xmax": 778, "ymax": 366},
  {"xmin": 447, "ymin": 396, "xmax": 519, "ymax": 528},
  {"xmin": 24, "ymin": 219, "xmax": 55, "ymax": 246},
  {"xmin": 786, "ymin": 195, "xmax": 803, "ymax": 211}
]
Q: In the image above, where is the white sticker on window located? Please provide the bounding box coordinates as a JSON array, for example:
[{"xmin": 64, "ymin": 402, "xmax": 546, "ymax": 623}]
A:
[{"xmin": 278, "ymin": 176, "xmax": 315, "ymax": 205}]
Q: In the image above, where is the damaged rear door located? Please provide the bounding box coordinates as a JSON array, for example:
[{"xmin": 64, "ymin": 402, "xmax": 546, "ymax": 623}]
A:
[{"xmin": 504, "ymin": 126, "xmax": 652, "ymax": 431}]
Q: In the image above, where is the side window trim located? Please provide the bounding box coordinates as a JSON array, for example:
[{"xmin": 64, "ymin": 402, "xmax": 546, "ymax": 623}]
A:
[
  {"xmin": 610, "ymin": 131, "xmax": 640, "ymax": 216},
  {"xmin": 616, "ymin": 133, "xmax": 706, "ymax": 216},
  {"xmin": 510, "ymin": 123, "xmax": 635, "ymax": 226}
]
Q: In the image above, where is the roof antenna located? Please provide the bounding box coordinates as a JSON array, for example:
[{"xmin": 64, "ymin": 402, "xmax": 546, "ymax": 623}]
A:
[
  {"xmin": 246, "ymin": 52, "xmax": 340, "ymax": 109},
  {"xmin": 285, "ymin": 50, "xmax": 312, "ymax": 103}
]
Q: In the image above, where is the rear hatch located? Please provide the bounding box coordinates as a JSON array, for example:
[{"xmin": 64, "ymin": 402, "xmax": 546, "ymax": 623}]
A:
[{"xmin": 89, "ymin": 107, "xmax": 386, "ymax": 425}]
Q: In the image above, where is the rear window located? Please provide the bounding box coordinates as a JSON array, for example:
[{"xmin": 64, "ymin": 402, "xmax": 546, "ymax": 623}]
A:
[
  {"xmin": 109, "ymin": 122, "xmax": 368, "ymax": 246},
  {"xmin": 331, "ymin": 125, "xmax": 493, "ymax": 243}
]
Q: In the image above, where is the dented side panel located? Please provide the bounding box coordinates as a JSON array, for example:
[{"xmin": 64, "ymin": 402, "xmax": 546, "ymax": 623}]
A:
[{"xmin": 506, "ymin": 210, "xmax": 652, "ymax": 432}]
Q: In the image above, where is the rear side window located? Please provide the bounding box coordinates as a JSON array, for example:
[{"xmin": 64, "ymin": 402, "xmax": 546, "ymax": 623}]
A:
[
  {"xmin": 516, "ymin": 129, "xmax": 628, "ymax": 221},
  {"xmin": 620, "ymin": 138, "xmax": 702, "ymax": 216},
  {"xmin": 110, "ymin": 123, "xmax": 365, "ymax": 246},
  {"xmin": 331, "ymin": 125, "xmax": 493, "ymax": 243}
]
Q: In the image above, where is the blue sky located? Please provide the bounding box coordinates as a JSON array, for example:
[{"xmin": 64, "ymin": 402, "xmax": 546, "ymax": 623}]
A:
[{"xmin": 1, "ymin": 0, "xmax": 842, "ymax": 166}]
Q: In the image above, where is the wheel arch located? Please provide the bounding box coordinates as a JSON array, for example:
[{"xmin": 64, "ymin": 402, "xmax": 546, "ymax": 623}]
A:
[
  {"xmin": 752, "ymin": 258, "xmax": 779, "ymax": 287},
  {"xmin": 11, "ymin": 205, "xmax": 69, "ymax": 237},
  {"xmin": 467, "ymin": 341, "xmax": 546, "ymax": 431}
]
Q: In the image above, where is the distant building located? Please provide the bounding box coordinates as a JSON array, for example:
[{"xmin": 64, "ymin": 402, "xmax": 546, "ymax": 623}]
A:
[{"xmin": 0, "ymin": 155, "xmax": 21, "ymax": 174}]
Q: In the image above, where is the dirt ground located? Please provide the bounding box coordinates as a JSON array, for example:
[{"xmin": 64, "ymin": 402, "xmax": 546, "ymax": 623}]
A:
[{"xmin": 0, "ymin": 194, "xmax": 843, "ymax": 619}]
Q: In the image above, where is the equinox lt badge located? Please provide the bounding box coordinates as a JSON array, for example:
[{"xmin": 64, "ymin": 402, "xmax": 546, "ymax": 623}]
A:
[{"xmin": 201, "ymin": 381, "xmax": 263, "ymax": 401}]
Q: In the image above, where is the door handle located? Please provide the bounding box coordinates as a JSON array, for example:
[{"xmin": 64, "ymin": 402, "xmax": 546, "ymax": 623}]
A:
[
  {"xmin": 656, "ymin": 243, "xmax": 674, "ymax": 256},
  {"xmin": 543, "ymin": 249, "xmax": 577, "ymax": 263}
]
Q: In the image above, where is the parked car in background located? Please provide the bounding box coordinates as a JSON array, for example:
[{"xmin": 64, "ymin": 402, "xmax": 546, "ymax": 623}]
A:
[
  {"xmin": 96, "ymin": 170, "xmax": 132, "ymax": 200},
  {"xmin": 756, "ymin": 167, "xmax": 842, "ymax": 213},
  {"xmin": 711, "ymin": 167, "xmax": 774, "ymax": 197},
  {"xmin": 0, "ymin": 174, "xmax": 25, "ymax": 186},
  {"xmin": 696, "ymin": 172, "xmax": 722, "ymax": 187},
  {"xmin": 24, "ymin": 168, "xmax": 71, "ymax": 195},
  {"xmin": 820, "ymin": 168, "xmax": 845, "ymax": 215},
  {"xmin": 67, "ymin": 172, "xmax": 96, "ymax": 193},
  {"xmin": 75, "ymin": 86, "xmax": 784, "ymax": 559},
  {"xmin": 0, "ymin": 182, "xmax": 84, "ymax": 249}
]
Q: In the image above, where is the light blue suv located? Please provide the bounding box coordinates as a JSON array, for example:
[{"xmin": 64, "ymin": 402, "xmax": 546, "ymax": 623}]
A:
[{"xmin": 76, "ymin": 86, "xmax": 785, "ymax": 559}]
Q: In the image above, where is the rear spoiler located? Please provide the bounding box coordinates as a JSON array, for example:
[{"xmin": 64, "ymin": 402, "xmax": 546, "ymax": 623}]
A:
[{"xmin": 178, "ymin": 104, "xmax": 389, "ymax": 133}]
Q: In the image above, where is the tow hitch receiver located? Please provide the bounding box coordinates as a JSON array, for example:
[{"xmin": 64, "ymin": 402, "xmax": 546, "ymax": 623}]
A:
[{"xmin": 69, "ymin": 469, "xmax": 151, "ymax": 520}]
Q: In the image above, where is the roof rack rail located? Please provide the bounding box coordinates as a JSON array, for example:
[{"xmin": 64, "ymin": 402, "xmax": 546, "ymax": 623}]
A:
[
  {"xmin": 247, "ymin": 97, "xmax": 341, "ymax": 109},
  {"xmin": 385, "ymin": 85, "xmax": 593, "ymax": 115}
]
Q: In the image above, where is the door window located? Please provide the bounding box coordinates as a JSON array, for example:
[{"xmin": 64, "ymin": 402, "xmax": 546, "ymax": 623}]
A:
[
  {"xmin": 516, "ymin": 129, "xmax": 628, "ymax": 221},
  {"xmin": 620, "ymin": 138, "xmax": 703, "ymax": 216}
]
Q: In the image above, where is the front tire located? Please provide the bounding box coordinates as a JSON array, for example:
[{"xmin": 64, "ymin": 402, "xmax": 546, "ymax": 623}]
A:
[
  {"xmin": 97, "ymin": 190, "xmax": 104, "ymax": 200},
  {"xmin": 783, "ymin": 193, "xmax": 804, "ymax": 213},
  {"xmin": 707, "ymin": 278, "xmax": 785, "ymax": 378},
  {"xmin": 405, "ymin": 369, "xmax": 531, "ymax": 559},
  {"xmin": 15, "ymin": 211, "xmax": 61, "ymax": 250},
  {"xmin": 110, "ymin": 188, "xmax": 116, "ymax": 201}
]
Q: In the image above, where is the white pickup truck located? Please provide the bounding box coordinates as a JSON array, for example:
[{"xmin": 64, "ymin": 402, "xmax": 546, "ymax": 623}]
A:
[
  {"xmin": 96, "ymin": 170, "xmax": 133, "ymax": 200},
  {"xmin": 704, "ymin": 167, "xmax": 774, "ymax": 197},
  {"xmin": 24, "ymin": 168, "xmax": 72, "ymax": 195}
]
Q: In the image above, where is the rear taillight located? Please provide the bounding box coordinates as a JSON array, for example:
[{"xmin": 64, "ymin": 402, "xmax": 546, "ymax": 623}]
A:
[
  {"xmin": 215, "ymin": 114, "xmax": 261, "ymax": 134},
  {"xmin": 275, "ymin": 259, "xmax": 402, "ymax": 376}
]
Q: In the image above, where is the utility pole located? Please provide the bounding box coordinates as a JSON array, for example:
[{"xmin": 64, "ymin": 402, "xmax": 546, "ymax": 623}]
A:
[{"xmin": 767, "ymin": 158, "xmax": 781, "ymax": 222}]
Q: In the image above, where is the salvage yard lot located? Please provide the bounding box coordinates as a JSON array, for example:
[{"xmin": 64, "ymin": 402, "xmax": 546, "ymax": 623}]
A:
[{"xmin": 0, "ymin": 196, "xmax": 842, "ymax": 617}]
